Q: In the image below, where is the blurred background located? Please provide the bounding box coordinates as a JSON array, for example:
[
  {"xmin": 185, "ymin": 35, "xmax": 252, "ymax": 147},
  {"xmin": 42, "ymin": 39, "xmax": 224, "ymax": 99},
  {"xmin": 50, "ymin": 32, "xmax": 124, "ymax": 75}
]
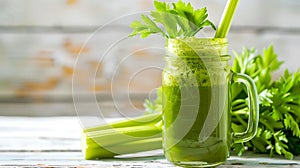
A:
[{"xmin": 0, "ymin": 0, "xmax": 299, "ymax": 116}]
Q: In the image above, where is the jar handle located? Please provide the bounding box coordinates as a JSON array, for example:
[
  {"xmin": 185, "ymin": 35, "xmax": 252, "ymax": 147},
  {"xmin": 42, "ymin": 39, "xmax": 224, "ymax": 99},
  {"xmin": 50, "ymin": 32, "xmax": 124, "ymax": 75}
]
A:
[{"xmin": 231, "ymin": 72, "xmax": 259, "ymax": 143}]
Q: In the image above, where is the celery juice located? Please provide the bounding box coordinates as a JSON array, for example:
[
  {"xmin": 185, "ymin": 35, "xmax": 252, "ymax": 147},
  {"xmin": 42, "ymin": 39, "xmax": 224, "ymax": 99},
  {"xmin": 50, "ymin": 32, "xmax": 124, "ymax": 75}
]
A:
[{"xmin": 162, "ymin": 38, "xmax": 231, "ymax": 167}]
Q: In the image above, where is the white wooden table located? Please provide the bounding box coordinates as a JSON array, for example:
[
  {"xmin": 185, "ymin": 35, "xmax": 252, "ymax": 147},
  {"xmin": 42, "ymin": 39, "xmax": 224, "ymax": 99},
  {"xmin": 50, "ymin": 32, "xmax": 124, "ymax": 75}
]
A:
[{"xmin": 1, "ymin": 116, "xmax": 300, "ymax": 168}]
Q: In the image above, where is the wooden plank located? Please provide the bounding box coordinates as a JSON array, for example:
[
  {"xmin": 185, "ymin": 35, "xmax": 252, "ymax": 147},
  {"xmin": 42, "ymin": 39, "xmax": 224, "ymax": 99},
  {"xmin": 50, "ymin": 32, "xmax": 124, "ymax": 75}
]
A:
[
  {"xmin": 0, "ymin": 116, "xmax": 81, "ymax": 151},
  {"xmin": 0, "ymin": 151, "xmax": 299, "ymax": 167},
  {"xmin": 0, "ymin": 0, "xmax": 300, "ymax": 28},
  {"xmin": 0, "ymin": 117, "xmax": 300, "ymax": 167}
]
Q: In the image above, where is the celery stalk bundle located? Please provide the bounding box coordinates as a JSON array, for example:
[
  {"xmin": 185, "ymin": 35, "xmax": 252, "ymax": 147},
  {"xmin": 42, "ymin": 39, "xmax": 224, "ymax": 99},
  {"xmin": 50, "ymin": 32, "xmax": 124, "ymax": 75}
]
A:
[{"xmin": 82, "ymin": 113, "xmax": 162, "ymax": 159}]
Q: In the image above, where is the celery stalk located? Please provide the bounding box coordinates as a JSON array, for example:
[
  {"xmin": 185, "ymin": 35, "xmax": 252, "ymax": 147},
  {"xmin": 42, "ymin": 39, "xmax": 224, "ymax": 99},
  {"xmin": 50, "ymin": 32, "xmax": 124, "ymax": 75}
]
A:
[
  {"xmin": 82, "ymin": 113, "xmax": 163, "ymax": 159},
  {"xmin": 83, "ymin": 138, "xmax": 162, "ymax": 159},
  {"xmin": 84, "ymin": 113, "xmax": 161, "ymax": 133},
  {"xmin": 215, "ymin": 0, "xmax": 240, "ymax": 38},
  {"xmin": 83, "ymin": 124, "xmax": 162, "ymax": 148}
]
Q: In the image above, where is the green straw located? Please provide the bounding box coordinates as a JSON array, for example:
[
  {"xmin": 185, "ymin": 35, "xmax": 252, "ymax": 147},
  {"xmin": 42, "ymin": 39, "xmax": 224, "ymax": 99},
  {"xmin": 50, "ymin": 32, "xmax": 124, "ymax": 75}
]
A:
[{"xmin": 215, "ymin": 0, "xmax": 240, "ymax": 38}]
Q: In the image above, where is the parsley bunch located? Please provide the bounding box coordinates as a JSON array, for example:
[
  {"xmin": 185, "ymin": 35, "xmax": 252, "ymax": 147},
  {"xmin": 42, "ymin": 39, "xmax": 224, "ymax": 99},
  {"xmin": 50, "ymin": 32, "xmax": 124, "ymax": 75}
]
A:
[
  {"xmin": 129, "ymin": 0, "xmax": 216, "ymax": 38},
  {"xmin": 231, "ymin": 45, "xmax": 300, "ymax": 159}
]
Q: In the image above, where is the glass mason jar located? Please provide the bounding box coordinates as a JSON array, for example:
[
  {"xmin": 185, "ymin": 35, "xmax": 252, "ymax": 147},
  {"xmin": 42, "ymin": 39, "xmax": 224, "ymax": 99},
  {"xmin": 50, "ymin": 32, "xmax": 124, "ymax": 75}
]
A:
[{"xmin": 162, "ymin": 38, "xmax": 259, "ymax": 167}]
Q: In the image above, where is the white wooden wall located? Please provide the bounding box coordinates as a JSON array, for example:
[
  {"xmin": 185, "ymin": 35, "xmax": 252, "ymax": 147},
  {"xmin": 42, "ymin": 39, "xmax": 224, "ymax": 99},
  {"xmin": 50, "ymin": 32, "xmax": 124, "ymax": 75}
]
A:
[{"xmin": 0, "ymin": 0, "xmax": 299, "ymax": 115}]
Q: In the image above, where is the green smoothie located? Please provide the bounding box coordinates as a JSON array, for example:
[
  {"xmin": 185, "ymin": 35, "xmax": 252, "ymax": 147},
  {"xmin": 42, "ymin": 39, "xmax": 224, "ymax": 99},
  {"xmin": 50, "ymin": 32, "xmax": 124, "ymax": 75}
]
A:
[{"xmin": 162, "ymin": 38, "xmax": 231, "ymax": 166}]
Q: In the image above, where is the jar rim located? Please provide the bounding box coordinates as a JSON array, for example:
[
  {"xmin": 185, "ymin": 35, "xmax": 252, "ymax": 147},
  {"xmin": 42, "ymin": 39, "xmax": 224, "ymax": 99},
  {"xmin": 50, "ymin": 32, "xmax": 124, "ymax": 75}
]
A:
[
  {"xmin": 166, "ymin": 37, "xmax": 228, "ymax": 47},
  {"xmin": 164, "ymin": 54, "xmax": 231, "ymax": 61}
]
